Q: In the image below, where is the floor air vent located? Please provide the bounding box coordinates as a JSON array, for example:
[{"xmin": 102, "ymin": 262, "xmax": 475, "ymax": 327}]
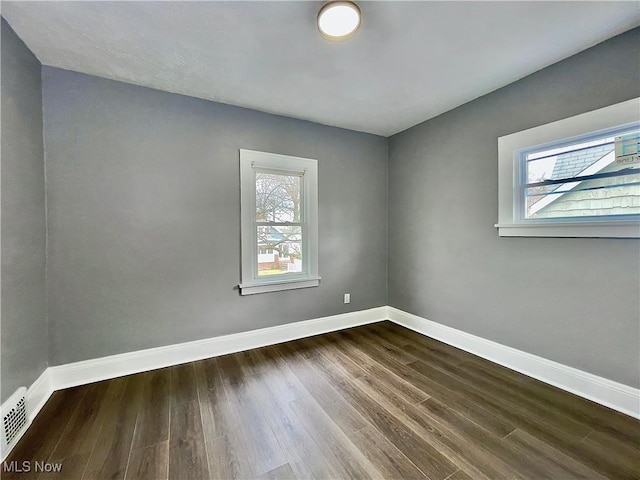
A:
[{"xmin": 1, "ymin": 387, "xmax": 29, "ymax": 455}]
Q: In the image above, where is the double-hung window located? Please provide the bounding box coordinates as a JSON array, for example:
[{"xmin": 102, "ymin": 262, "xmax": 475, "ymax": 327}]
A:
[
  {"xmin": 497, "ymin": 98, "xmax": 640, "ymax": 238},
  {"xmin": 239, "ymin": 149, "xmax": 319, "ymax": 295}
]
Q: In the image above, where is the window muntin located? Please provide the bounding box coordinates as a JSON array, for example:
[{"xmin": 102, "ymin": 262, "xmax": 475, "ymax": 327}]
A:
[{"xmin": 239, "ymin": 150, "xmax": 319, "ymax": 294}]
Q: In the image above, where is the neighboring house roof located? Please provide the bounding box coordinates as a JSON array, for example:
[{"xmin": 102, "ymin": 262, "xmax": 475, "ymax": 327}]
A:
[
  {"xmin": 549, "ymin": 143, "xmax": 613, "ymax": 180},
  {"xmin": 531, "ymin": 141, "xmax": 640, "ymax": 218},
  {"xmin": 257, "ymin": 226, "xmax": 300, "ymax": 246}
]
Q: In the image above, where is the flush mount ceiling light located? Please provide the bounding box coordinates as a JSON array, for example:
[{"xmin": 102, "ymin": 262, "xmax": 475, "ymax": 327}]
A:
[{"xmin": 317, "ymin": 1, "xmax": 361, "ymax": 40}]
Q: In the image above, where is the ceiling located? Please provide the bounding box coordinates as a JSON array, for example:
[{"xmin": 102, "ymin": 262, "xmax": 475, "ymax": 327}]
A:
[{"xmin": 2, "ymin": 1, "xmax": 639, "ymax": 137}]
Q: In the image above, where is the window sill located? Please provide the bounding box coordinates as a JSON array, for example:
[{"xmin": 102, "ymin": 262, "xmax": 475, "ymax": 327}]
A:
[
  {"xmin": 239, "ymin": 276, "xmax": 321, "ymax": 295},
  {"xmin": 495, "ymin": 221, "xmax": 640, "ymax": 238}
]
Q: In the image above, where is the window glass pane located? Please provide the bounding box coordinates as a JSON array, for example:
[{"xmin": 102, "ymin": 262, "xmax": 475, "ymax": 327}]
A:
[
  {"xmin": 256, "ymin": 172, "xmax": 301, "ymax": 222},
  {"xmin": 257, "ymin": 225, "xmax": 303, "ymax": 276},
  {"xmin": 526, "ymin": 138, "xmax": 616, "ymax": 184},
  {"xmin": 524, "ymin": 129, "xmax": 640, "ymax": 219},
  {"xmin": 526, "ymin": 173, "xmax": 640, "ymax": 219}
]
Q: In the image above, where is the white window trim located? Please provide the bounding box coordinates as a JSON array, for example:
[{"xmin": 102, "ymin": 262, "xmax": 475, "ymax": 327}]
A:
[
  {"xmin": 239, "ymin": 149, "xmax": 319, "ymax": 295},
  {"xmin": 496, "ymin": 98, "xmax": 640, "ymax": 238}
]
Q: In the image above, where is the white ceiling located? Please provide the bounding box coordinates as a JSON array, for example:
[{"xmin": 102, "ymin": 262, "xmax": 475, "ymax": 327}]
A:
[{"xmin": 2, "ymin": 1, "xmax": 639, "ymax": 136}]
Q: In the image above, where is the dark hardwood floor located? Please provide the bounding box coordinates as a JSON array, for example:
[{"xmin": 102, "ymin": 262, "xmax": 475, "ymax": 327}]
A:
[{"xmin": 3, "ymin": 321, "xmax": 639, "ymax": 479}]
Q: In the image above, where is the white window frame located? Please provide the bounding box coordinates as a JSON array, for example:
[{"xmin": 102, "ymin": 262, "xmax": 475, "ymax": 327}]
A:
[
  {"xmin": 239, "ymin": 149, "xmax": 319, "ymax": 295},
  {"xmin": 496, "ymin": 97, "xmax": 640, "ymax": 238}
]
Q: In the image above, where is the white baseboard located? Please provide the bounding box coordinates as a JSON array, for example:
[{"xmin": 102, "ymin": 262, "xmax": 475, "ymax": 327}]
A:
[
  {"xmin": 49, "ymin": 306, "xmax": 387, "ymax": 391},
  {"xmin": 2, "ymin": 307, "xmax": 385, "ymax": 462},
  {"xmin": 26, "ymin": 369, "xmax": 53, "ymax": 422},
  {"xmin": 387, "ymin": 306, "xmax": 640, "ymax": 419},
  {"xmin": 2, "ymin": 306, "xmax": 384, "ymax": 462},
  {"xmin": 5, "ymin": 303, "xmax": 637, "ymax": 464}
]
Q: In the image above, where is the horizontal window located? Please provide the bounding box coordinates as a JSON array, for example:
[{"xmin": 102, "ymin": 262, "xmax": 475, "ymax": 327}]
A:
[{"xmin": 497, "ymin": 98, "xmax": 640, "ymax": 238}]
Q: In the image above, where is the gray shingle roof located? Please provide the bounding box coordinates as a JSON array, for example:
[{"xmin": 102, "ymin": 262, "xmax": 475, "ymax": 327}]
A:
[{"xmin": 550, "ymin": 143, "xmax": 613, "ymax": 180}]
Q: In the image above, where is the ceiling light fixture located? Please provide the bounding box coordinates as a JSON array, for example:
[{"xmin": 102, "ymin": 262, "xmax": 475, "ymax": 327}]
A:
[{"xmin": 317, "ymin": 1, "xmax": 361, "ymax": 41}]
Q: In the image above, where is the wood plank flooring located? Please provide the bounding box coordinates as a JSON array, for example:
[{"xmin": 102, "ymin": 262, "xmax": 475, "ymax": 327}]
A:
[{"xmin": 3, "ymin": 321, "xmax": 639, "ymax": 479}]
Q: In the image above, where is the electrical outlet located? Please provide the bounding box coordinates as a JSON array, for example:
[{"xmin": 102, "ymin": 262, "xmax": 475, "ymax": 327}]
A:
[{"xmin": 344, "ymin": 293, "xmax": 351, "ymax": 304}]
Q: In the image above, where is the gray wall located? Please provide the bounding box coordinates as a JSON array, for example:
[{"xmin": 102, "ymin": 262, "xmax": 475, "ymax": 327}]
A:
[
  {"xmin": 4, "ymin": 19, "xmax": 637, "ymax": 394},
  {"xmin": 388, "ymin": 28, "xmax": 640, "ymax": 388},
  {"xmin": 42, "ymin": 67, "xmax": 388, "ymax": 365},
  {"xmin": 1, "ymin": 19, "xmax": 48, "ymax": 402}
]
